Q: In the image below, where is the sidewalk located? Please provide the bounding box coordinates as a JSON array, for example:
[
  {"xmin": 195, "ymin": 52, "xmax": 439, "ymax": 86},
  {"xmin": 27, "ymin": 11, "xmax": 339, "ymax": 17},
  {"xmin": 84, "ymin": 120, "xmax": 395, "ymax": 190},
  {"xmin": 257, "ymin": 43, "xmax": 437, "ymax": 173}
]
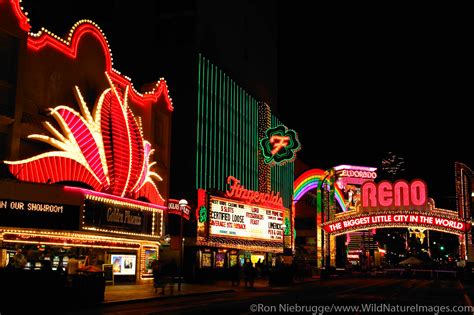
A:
[{"xmin": 103, "ymin": 277, "xmax": 319, "ymax": 305}]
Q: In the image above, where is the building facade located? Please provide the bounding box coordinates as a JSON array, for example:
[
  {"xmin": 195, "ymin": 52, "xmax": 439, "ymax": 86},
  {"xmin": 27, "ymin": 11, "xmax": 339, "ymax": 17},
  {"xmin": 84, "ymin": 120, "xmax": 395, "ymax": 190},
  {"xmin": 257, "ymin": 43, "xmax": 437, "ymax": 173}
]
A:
[{"xmin": 0, "ymin": 1, "xmax": 172, "ymax": 282}]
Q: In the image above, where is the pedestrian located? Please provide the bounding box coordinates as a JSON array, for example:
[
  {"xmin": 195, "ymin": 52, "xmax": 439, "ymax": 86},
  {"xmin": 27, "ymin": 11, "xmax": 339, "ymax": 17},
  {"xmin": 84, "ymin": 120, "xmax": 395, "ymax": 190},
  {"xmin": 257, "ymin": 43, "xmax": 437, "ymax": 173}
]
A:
[
  {"xmin": 166, "ymin": 259, "xmax": 178, "ymax": 295},
  {"xmin": 244, "ymin": 260, "xmax": 255, "ymax": 288},
  {"xmin": 152, "ymin": 259, "xmax": 164, "ymax": 293},
  {"xmin": 231, "ymin": 261, "xmax": 241, "ymax": 286},
  {"xmin": 255, "ymin": 258, "xmax": 263, "ymax": 278}
]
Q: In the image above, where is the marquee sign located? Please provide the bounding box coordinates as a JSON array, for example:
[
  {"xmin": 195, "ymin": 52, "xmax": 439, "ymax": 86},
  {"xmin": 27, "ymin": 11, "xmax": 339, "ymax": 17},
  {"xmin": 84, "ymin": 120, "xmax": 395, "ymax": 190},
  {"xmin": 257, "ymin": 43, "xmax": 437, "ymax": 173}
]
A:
[
  {"xmin": 322, "ymin": 213, "xmax": 469, "ymax": 235},
  {"xmin": 225, "ymin": 176, "xmax": 284, "ymax": 208},
  {"xmin": 0, "ymin": 198, "xmax": 80, "ymax": 230},
  {"xmin": 209, "ymin": 196, "xmax": 284, "ymax": 241},
  {"xmin": 83, "ymin": 198, "xmax": 161, "ymax": 237},
  {"xmin": 321, "ymin": 179, "xmax": 472, "ymax": 235},
  {"xmin": 259, "ymin": 125, "xmax": 301, "ymax": 166}
]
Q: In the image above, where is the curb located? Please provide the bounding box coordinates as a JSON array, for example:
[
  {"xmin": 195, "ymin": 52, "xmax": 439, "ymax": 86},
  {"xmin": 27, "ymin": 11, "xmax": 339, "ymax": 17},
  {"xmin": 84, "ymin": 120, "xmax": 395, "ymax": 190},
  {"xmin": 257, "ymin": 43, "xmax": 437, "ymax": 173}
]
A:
[{"xmin": 101, "ymin": 289, "xmax": 235, "ymax": 307}]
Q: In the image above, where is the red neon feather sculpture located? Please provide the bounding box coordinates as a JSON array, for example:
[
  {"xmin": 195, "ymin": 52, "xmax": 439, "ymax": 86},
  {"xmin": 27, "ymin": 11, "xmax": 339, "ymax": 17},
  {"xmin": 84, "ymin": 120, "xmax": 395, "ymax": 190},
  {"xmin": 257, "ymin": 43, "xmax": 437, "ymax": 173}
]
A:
[{"xmin": 5, "ymin": 72, "xmax": 165, "ymax": 205}]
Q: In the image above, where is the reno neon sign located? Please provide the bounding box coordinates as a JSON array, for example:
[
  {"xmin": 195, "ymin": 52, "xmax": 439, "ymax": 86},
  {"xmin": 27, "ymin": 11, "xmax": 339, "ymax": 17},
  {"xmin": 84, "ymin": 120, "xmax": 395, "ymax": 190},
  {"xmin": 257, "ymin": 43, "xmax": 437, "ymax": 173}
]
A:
[{"xmin": 361, "ymin": 179, "xmax": 427, "ymax": 209}]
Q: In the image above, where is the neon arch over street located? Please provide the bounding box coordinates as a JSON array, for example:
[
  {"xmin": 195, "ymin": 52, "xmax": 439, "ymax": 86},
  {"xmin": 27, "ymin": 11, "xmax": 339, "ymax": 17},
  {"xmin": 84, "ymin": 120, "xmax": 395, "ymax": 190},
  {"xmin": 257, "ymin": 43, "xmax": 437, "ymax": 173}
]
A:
[{"xmin": 293, "ymin": 169, "xmax": 347, "ymax": 212}]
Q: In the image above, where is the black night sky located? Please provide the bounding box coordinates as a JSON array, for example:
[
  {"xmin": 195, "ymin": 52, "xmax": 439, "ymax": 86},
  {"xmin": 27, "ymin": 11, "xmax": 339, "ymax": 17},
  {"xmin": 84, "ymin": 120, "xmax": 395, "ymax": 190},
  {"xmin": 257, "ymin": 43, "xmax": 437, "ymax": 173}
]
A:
[{"xmin": 22, "ymin": 2, "xmax": 472, "ymax": 209}]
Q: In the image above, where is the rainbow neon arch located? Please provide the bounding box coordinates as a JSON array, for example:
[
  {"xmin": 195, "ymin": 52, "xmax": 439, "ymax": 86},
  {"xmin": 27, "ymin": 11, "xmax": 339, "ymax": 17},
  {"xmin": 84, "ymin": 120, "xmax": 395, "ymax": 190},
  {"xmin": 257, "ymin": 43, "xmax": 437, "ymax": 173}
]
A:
[{"xmin": 293, "ymin": 169, "xmax": 347, "ymax": 212}]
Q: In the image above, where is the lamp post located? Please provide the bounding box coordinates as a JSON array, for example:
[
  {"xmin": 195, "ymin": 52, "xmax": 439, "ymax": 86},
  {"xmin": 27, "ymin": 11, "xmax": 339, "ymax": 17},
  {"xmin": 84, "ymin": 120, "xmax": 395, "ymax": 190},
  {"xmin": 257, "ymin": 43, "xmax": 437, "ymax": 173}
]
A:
[{"xmin": 178, "ymin": 199, "xmax": 187, "ymax": 291}]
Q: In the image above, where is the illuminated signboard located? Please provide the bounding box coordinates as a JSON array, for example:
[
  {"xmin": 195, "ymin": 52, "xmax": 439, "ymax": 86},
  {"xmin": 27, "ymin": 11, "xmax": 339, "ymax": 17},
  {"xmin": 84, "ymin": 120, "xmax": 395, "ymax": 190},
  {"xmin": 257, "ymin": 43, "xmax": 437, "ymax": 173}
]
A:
[
  {"xmin": 0, "ymin": 198, "xmax": 80, "ymax": 230},
  {"xmin": 111, "ymin": 254, "xmax": 137, "ymax": 275},
  {"xmin": 225, "ymin": 176, "xmax": 283, "ymax": 208},
  {"xmin": 322, "ymin": 178, "xmax": 472, "ymax": 235},
  {"xmin": 209, "ymin": 196, "xmax": 284, "ymax": 241},
  {"xmin": 259, "ymin": 125, "xmax": 301, "ymax": 166},
  {"xmin": 340, "ymin": 169, "xmax": 377, "ymax": 179},
  {"xmin": 361, "ymin": 179, "xmax": 427, "ymax": 209},
  {"xmin": 167, "ymin": 199, "xmax": 191, "ymax": 220},
  {"xmin": 322, "ymin": 213, "xmax": 469, "ymax": 235},
  {"xmin": 83, "ymin": 199, "xmax": 161, "ymax": 236}
]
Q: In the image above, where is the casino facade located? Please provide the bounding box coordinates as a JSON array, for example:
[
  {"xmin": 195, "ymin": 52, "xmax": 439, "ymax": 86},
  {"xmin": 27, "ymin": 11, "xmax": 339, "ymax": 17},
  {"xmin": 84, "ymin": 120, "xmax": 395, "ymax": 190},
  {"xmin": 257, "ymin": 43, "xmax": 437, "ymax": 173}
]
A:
[{"xmin": 0, "ymin": 1, "xmax": 171, "ymax": 282}]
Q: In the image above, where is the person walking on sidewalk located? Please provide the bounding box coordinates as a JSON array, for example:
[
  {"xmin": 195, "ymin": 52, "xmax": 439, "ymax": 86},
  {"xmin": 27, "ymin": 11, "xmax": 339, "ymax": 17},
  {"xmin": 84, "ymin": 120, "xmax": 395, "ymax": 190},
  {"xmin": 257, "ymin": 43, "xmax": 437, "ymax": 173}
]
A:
[
  {"xmin": 244, "ymin": 260, "xmax": 256, "ymax": 288},
  {"xmin": 230, "ymin": 261, "xmax": 241, "ymax": 286},
  {"xmin": 152, "ymin": 259, "xmax": 164, "ymax": 294},
  {"xmin": 165, "ymin": 259, "xmax": 178, "ymax": 295}
]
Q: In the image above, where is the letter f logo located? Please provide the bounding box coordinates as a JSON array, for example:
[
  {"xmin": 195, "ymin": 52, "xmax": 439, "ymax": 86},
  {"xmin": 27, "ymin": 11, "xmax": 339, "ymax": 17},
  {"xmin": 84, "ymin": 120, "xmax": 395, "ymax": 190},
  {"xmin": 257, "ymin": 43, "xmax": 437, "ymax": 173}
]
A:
[{"xmin": 270, "ymin": 135, "xmax": 290, "ymax": 155}]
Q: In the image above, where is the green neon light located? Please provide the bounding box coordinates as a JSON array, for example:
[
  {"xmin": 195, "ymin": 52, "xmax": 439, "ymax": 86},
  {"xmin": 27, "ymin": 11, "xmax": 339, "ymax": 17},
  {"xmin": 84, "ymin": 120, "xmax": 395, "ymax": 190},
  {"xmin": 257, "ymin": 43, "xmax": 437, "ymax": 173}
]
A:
[
  {"xmin": 205, "ymin": 58, "xmax": 210, "ymax": 189},
  {"xmin": 196, "ymin": 54, "xmax": 201, "ymax": 188},
  {"xmin": 246, "ymin": 93, "xmax": 249, "ymax": 189},
  {"xmin": 219, "ymin": 69, "xmax": 223, "ymax": 191},
  {"xmin": 224, "ymin": 75, "xmax": 229, "ymax": 190},
  {"xmin": 260, "ymin": 124, "xmax": 301, "ymax": 166},
  {"xmin": 213, "ymin": 64, "xmax": 217, "ymax": 189},
  {"xmin": 239, "ymin": 85, "xmax": 243, "ymax": 185}
]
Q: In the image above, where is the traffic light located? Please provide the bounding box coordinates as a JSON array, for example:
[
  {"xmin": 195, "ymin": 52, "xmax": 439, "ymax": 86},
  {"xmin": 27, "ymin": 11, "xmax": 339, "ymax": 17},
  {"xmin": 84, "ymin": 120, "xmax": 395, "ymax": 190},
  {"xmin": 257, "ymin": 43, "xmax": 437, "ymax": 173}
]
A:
[{"xmin": 440, "ymin": 245, "xmax": 445, "ymax": 251}]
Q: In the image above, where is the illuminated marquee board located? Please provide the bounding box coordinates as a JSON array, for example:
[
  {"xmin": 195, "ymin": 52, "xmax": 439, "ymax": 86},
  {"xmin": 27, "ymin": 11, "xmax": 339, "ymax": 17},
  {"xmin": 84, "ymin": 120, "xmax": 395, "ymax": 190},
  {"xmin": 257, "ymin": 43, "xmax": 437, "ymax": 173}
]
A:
[
  {"xmin": 209, "ymin": 196, "xmax": 284, "ymax": 241},
  {"xmin": 322, "ymin": 213, "xmax": 468, "ymax": 234},
  {"xmin": 322, "ymin": 179, "xmax": 472, "ymax": 235},
  {"xmin": 83, "ymin": 198, "xmax": 161, "ymax": 236},
  {"xmin": 0, "ymin": 198, "xmax": 80, "ymax": 230}
]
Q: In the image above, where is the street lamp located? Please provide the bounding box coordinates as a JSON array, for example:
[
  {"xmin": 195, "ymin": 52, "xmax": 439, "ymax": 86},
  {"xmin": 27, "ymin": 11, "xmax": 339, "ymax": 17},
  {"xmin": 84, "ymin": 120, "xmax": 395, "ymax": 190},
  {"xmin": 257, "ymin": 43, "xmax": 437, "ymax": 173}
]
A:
[{"xmin": 178, "ymin": 199, "xmax": 187, "ymax": 291}]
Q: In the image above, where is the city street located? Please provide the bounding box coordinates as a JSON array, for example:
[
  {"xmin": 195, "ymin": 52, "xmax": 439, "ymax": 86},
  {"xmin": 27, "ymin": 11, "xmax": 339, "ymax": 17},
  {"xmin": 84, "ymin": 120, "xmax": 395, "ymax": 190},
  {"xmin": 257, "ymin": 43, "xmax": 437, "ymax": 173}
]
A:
[{"xmin": 67, "ymin": 276, "xmax": 474, "ymax": 314}]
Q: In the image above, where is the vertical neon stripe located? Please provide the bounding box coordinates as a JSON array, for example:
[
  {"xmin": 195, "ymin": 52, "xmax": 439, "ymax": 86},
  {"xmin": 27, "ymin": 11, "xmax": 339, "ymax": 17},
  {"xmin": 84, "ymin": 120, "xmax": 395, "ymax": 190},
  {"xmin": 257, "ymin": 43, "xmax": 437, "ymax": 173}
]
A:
[
  {"xmin": 229, "ymin": 78, "xmax": 235, "ymax": 176},
  {"xmin": 233, "ymin": 81, "xmax": 236, "ymax": 178},
  {"xmin": 213, "ymin": 64, "xmax": 217, "ymax": 189},
  {"xmin": 219, "ymin": 69, "xmax": 223, "ymax": 191},
  {"xmin": 246, "ymin": 93, "xmax": 249, "ymax": 189},
  {"xmin": 224, "ymin": 75, "xmax": 228, "ymax": 186},
  {"xmin": 209, "ymin": 62, "xmax": 213, "ymax": 189},
  {"xmin": 242, "ymin": 91, "xmax": 245, "ymax": 185},
  {"xmin": 253, "ymin": 99, "xmax": 257, "ymax": 190},
  {"xmin": 228, "ymin": 78, "xmax": 231, "ymax": 178},
  {"xmin": 233, "ymin": 81, "xmax": 237, "ymax": 178},
  {"xmin": 239, "ymin": 85, "xmax": 242, "ymax": 185},
  {"xmin": 205, "ymin": 59, "xmax": 210, "ymax": 189},
  {"xmin": 235, "ymin": 84, "xmax": 239, "ymax": 182},
  {"xmin": 196, "ymin": 54, "xmax": 201, "ymax": 188}
]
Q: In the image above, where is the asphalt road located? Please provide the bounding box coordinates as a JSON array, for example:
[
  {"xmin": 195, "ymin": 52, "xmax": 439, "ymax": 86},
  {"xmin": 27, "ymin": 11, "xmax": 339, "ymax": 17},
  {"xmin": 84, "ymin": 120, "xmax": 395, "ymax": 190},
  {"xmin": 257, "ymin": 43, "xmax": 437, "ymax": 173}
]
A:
[{"xmin": 66, "ymin": 277, "xmax": 474, "ymax": 315}]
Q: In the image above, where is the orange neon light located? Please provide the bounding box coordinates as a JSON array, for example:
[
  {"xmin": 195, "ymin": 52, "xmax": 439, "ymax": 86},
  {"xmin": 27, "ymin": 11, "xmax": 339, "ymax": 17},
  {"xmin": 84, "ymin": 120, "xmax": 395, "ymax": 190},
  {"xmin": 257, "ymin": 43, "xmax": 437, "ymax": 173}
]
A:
[{"xmin": 270, "ymin": 135, "xmax": 290, "ymax": 155}]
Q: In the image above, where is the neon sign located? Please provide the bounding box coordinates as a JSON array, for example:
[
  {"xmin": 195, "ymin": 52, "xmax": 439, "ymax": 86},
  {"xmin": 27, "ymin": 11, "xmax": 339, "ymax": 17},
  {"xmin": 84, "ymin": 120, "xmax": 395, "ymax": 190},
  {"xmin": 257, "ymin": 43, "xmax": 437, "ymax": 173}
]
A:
[
  {"xmin": 209, "ymin": 196, "xmax": 284, "ymax": 241},
  {"xmin": 27, "ymin": 19, "xmax": 173, "ymax": 110},
  {"xmin": 225, "ymin": 176, "xmax": 283, "ymax": 208},
  {"xmin": 340, "ymin": 169, "xmax": 377, "ymax": 179},
  {"xmin": 260, "ymin": 125, "xmax": 300, "ymax": 166},
  {"xmin": 322, "ymin": 213, "xmax": 469, "ymax": 235},
  {"xmin": 4, "ymin": 73, "xmax": 165, "ymax": 205},
  {"xmin": 167, "ymin": 199, "xmax": 191, "ymax": 220},
  {"xmin": 322, "ymin": 178, "xmax": 471, "ymax": 235},
  {"xmin": 361, "ymin": 179, "xmax": 427, "ymax": 209}
]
